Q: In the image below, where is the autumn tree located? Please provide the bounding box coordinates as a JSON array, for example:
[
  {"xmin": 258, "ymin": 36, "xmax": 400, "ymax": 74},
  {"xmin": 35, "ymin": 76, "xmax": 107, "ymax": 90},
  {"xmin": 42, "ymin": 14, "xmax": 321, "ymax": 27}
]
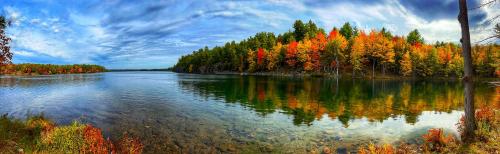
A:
[
  {"xmin": 350, "ymin": 31, "xmax": 367, "ymax": 77},
  {"xmin": 325, "ymin": 28, "xmax": 348, "ymax": 76},
  {"xmin": 247, "ymin": 49, "xmax": 257, "ymax": 73},
  {"xmin": 378, "ymin": 33, "xmax": 395, "ymax": 76},
  {"xmin": 368, "ymin": 30, "xmax": 388, "ymax": 77},
  {"xmin": 286, "ymin": 41, "xmax": 298, "ymax": 67},
  {"xmin": 257, "ymin": 48, "xmax": 266, "ymax": 66},
  {"xmin": 425, "ymin": 48, "xmax": 440, "ymax": 76},
  {"xmin": 0, "ymin": 16, "xmax": 12, "ymax": 66},
  {"xmin": 172, "ymin": 19, "xmax": 498, "ymax": 78},
  {"xmin": 392, "ymin": 36, "xmax": 409, "ymax": 74},
  {"xmin": 267, "ymin": 43, "xmax": 283, "ymax": 71},
  {"xmin": 297, "ymin": 37, "xmax": 313, "ymax": 71},
  {"xmin": 400, "ymin": 51, "xmax": 412, "ymax": 76},
  {"xmin": 310, "ymin": 32, "xmax": 327, "ymax": 71}
]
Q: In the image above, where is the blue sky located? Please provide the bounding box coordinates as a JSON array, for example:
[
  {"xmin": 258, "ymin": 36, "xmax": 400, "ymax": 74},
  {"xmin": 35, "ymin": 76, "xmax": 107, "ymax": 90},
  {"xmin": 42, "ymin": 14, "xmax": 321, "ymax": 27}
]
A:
[{"xmin": 1, "ymin": 0, "xmax": 498, "ymax": 69}]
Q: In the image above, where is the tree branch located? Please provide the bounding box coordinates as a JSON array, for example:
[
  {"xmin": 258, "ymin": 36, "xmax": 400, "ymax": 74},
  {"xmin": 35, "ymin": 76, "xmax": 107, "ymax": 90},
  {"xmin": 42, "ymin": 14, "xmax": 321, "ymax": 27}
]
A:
[
  {"xmin": 469, "ymin": 0, "xmax": 498, "ymax": 10},
  {"xmin": 474, "ymin": 35, "xmax": 498, "ymax": 44}
]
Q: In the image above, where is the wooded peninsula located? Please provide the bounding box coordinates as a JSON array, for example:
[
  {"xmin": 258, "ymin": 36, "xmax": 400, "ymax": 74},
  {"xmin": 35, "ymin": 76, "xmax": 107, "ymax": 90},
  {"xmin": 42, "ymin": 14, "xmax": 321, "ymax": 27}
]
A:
[
  {"xmin": 172, "ymin": 20, "xmax": 499, "ymax": 78},
  {"xmin": 0, "ymin": 64, "xmax": 106, "ymax": 75}
]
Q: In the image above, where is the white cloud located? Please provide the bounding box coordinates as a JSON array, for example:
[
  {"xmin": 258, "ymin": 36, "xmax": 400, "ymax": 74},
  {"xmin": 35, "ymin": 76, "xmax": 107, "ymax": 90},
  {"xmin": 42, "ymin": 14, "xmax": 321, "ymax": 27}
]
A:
[
  {"xmin": 470, "ymin": 0, "xmax": 500, "ymax": 44},
  {"xmin": 13, "ymin": 50, "xmax": 35, "ymax": 57},
  {"xmin": 69, "ymin": 12, "xmax": 100, "ymax": 26},
  {"xmin": 266, "ymin": 0, "xmax": 307, "ymax": 11},
  {"xmin": 11, "ymin": 30, "xmax": 71, "ymax": 58},
  {"xmin": 4, "ymin": 6, "xmax": 22, "ymax": 25},
  {"xmin": 88, "ymin": 26, "xmax": 107, "ymax": 39},
  {"xmin": 30, "ymin": 18, "xmax": 41, "ymax": 24},
  {"xmin": 311, "ymin": 0, "xmax": 494, "ymax": 43}
]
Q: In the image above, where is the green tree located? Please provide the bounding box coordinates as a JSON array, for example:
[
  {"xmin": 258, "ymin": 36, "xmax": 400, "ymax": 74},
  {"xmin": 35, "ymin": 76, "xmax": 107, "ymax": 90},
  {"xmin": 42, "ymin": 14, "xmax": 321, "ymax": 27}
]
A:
[
  {"xmin": 407, "ymin": 29, "xmax": 424, "ymax": 45},
  {"xmin": 293, "ymin": 20, "xmax": 306, "ymax": 41},
  {"xmin": 339, "ymin": 22, "xmax": 354, "ymax": 40},
  {"xmin": 425, "ymin": 48, "xmax": 440, "ymax": 76},
  {"xmin": 380, "ymin": 27, "xmax": 393, "ymax": 39}
]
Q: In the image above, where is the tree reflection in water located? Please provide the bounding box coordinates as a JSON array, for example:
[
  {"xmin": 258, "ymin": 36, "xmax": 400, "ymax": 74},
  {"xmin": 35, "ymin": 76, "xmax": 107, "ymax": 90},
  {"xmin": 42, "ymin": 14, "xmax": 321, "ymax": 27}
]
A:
[{"xmin": 179, "ymin": 76, "xmax": 499, "ymax": 127}]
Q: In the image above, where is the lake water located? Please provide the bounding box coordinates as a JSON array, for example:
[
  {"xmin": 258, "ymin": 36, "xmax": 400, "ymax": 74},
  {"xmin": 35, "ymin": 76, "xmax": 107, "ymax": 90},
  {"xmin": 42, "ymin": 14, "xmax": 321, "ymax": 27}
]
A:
[{"xmin": 0, "ymin": 72, "xmax": 498, "ymax": 153}]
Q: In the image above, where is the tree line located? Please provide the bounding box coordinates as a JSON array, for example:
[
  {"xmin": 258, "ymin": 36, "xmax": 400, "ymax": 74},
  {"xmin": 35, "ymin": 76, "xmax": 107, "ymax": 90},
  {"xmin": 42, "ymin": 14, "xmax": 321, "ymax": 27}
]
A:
[
  {"xmin": 173, "ymin": 20, "xmax": 499, "ymax": 78},
  {"xmin": 0, "ymin": 63, "xmax": 106, "ymax": 75}
]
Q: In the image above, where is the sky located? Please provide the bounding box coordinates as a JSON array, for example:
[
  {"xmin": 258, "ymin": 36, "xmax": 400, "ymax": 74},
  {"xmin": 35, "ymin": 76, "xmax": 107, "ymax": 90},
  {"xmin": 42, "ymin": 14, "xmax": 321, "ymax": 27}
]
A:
[{"xmin": 1, "ymin": 0, "xmax": 498, "ymax": 69}]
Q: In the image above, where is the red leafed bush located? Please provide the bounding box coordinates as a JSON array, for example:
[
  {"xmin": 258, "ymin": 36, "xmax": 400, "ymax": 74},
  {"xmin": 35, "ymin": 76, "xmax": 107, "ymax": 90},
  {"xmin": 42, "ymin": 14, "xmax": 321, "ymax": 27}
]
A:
[
  {"xmin": 422, "ymin": 128, "xmax": 455, "ymax": 152},
  {"xmin": 82, "ymin": 124, "xmax": 110, "ymax": 153},
  {"xmin": 457, "ymin": 107, "xmax": 496, "ymax": 137},
  {"xmin": 475, "ymin": 107, "xmax": 494, "ymax": 123}
]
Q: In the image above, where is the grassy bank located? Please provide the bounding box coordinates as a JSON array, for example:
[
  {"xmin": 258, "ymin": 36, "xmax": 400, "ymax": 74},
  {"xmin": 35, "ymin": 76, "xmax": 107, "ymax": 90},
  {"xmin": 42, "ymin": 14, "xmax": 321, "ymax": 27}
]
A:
[
  {"xmin": 0, "ymin": 114, "xmax": 142, "ymax": 153},
  {"xmin": 0, "ymin": 64, "xmax": 106, "ymax": 75}
]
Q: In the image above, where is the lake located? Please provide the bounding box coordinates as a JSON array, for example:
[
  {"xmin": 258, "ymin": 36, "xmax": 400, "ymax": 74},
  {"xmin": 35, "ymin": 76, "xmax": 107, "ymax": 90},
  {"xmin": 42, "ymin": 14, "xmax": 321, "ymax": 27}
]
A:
[{"xmin": 0, "ymin": 72, "xmax": 498, "ymax": 153}]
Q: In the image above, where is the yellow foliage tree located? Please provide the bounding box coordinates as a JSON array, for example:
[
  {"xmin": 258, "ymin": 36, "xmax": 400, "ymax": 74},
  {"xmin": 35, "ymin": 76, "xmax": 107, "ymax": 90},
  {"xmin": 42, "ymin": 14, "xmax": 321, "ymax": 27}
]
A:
[
  {"xmin": 400, "ymin": 51, "xmax": 412, "ymax": 76},
  {"xmin": 350, "ymin": 32, "xmax": 366, "ymax": 77},
  {"xmin": 297, "ymin": 38, "xmax": 313, "ymax": 71},
  {"xmin": 267, "ymin": 43, "xmax": 283, "ymax": 71},
  {"xmin": 247, "ymin": 49, "xmax": 256, "ymax": 73}
]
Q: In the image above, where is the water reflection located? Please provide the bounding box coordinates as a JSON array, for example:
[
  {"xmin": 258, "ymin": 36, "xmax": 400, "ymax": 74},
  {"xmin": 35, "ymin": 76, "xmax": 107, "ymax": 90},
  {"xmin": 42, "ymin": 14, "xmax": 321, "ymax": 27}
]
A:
[
  {"xmin": 1, "ymin": 72, "xmax": 498, "ymax": 153},
  {"xmin": 0, "ymin": 73, "xmax": 104, "ymax": 87},
  {"xmin": 179, "ymin": 76, "xmax": 500, "ymax": 127}
]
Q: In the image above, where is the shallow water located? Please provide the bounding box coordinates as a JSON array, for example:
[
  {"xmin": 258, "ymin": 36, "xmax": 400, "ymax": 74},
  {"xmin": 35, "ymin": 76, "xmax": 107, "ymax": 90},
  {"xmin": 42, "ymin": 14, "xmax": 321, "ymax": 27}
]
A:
[{"xmin": 0, "ymin": 72, "xmax": 498, "ymax": 153}]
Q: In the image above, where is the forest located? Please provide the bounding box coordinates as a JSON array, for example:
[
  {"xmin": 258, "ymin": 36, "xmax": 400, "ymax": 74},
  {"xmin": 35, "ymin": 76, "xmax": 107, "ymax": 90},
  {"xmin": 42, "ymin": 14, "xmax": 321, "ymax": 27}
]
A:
[
  {"xmin": 173, "ymin": 20, "xmax": 500, "ymax": 78},
  {"xmin": 0, "ymin": 64, "xmax": 106, "ymax": 75}
]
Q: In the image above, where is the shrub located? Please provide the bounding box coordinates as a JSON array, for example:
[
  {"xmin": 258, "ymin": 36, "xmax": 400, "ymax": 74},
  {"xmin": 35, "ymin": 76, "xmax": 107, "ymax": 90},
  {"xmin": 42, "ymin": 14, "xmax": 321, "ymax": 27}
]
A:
[
  {"xmin": 358, "ymin": 143, "xmax": 394, "ymax": 154},
  {"xmin": 38, "ymin": 121, "xmax": 86, "ymax": 153},
  {"xmin": 82, "ymin": 124, "xmax": 111, "ymax": 153},
  {"xmin": 421, "ymin": 128, "xmax": 457, "ymax": 152}
]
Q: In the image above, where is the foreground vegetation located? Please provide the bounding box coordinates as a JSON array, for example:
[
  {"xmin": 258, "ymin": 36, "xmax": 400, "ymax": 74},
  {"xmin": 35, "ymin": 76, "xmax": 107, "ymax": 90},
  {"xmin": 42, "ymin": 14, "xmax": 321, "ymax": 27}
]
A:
[
  {"xmin": 0, "ymin": 64, "xmax": 106, "ymax": 75},
  {"xmin": 358, "ymin": 107, "xmax": 500, "ymax": 154},
  {"xmin": 173, "ymin": 20, "xmax": 500, "ymax": 78},
  {"xmin": 0, "ymin": 114, "xmax": 142, "ymax": 153}
]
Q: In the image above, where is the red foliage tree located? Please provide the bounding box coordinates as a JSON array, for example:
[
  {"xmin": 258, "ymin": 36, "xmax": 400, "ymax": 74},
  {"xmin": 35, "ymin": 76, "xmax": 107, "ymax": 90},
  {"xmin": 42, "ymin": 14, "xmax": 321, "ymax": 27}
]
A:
[
  {"xmin": 286, "ymin": 41, "xmax": 298, "ymax": 67},
  {"xmin": 257, "ymin": 48, "xmax": 265, "ymax": 65},
  {"xmin": 315, "ymin": 32, "xmax": 327, "ymax": 51},
  {"xmin": 328, "ymin": 29, "xmax": 339, "ymax": 41}
]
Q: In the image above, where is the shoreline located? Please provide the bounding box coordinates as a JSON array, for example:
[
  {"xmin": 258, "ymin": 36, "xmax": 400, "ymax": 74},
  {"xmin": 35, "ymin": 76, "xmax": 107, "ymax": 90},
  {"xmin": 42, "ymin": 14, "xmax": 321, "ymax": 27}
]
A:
[{"xmin": 181, "ymin": 71, "xmax": 500, "ymax": 82}]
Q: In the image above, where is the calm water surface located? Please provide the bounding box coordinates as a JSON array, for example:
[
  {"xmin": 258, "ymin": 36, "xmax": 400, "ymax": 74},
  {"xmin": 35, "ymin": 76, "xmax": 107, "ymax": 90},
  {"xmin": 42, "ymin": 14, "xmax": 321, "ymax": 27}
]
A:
[{"xmin": 0, "ymin": 72, "xmax": 498, "ymax": 153}]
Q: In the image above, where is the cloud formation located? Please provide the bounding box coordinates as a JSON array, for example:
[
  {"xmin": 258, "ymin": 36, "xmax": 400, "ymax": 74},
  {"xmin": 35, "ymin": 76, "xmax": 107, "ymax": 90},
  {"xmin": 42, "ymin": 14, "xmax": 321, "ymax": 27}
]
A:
[{"xmin": 1, "ymin": 0, "xmax": 498, "ymax": 69}]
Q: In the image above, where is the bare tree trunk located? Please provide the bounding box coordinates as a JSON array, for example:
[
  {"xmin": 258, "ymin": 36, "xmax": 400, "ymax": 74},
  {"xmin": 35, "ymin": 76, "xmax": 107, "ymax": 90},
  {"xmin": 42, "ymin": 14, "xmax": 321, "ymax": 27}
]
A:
[
  {"xmin": 382, "ymin": 64, "xmax": 386, "ymax": 77},
  {"xmin": 352, "ymin": 66, "xmax": 355, "ymax": 78},
  {"xmin": 335, "ymin": 57, "xmax": 339, "ymax": 78},
  {"xmin": 372, "ymin": 59, "xmax": 376, "ymax": 78},
  {"xmin": 458, "ymin": 0, "xmax": 476, "ymax": 143}
]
